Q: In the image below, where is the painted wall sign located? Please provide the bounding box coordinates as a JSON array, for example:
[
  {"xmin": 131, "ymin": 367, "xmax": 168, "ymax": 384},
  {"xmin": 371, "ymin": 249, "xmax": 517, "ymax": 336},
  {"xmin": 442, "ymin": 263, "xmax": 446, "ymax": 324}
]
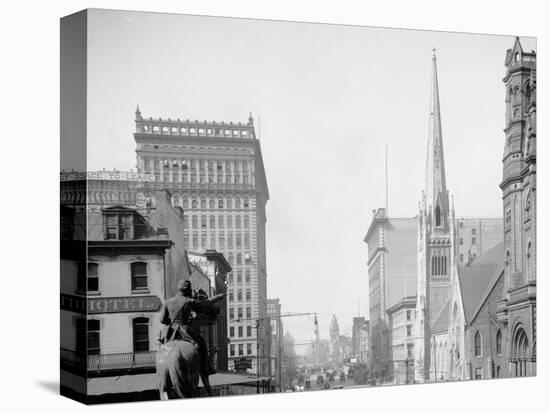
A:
[
  {"xmin": 60, "ymin": 294, "xmax": 162, "ymax": 314},
  {"xmin": 60, "ymin": 171, "xmax": 154, "ymax": 182}
]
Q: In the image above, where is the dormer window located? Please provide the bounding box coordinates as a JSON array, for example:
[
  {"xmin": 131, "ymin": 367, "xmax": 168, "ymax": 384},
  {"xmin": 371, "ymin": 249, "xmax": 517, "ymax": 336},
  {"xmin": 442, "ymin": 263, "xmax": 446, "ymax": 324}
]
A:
[{"xmin": 105, "ymin": 212, "xmax": 134, "ymax": 240}]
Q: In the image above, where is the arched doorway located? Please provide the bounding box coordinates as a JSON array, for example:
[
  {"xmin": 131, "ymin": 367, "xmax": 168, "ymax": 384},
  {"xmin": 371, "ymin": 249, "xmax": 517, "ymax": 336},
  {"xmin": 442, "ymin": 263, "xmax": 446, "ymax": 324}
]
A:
[{"xmin": 512, "ymin": 326, "xmax": 530, "ymax": 377}]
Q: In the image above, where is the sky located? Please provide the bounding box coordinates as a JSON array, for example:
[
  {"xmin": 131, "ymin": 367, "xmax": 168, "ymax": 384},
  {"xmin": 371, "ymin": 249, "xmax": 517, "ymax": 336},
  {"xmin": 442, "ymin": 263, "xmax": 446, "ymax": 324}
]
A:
[{"xmin": 85, "ymin": 9, "xmax": 536, "ymax": 347}]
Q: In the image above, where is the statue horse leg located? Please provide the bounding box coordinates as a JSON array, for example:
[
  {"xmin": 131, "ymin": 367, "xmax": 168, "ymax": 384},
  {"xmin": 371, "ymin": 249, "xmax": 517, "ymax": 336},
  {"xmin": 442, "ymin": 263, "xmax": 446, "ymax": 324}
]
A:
[{"xmin": 168, "ymin": 341, "xmax": 201, "ymax": 398}]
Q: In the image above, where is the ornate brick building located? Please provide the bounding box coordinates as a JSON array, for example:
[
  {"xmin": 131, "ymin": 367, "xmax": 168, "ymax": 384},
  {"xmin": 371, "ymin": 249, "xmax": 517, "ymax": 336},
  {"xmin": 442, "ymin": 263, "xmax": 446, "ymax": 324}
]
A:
[
  {"xmin": 496, "ymin": 37, "xmax": 536, "ymax": 377},
  {"xmin": 133, "ymin": 109, "xmax": 270, "ymax": 375}
]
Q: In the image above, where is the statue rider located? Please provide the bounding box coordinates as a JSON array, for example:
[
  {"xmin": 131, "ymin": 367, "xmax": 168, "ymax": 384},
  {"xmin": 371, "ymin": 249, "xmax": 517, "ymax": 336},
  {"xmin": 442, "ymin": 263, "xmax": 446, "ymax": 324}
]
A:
[{"xmin": 160, "ymin": 279, "xmax": 225, "ymax": 395}]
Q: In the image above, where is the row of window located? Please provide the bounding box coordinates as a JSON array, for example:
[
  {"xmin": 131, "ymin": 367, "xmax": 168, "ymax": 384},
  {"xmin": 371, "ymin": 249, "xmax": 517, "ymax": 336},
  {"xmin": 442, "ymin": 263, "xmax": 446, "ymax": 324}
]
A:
[
  {"xmin": 458, "ymin": 237, "xmax": 477, "ymax": 246},
  {"xmin": 184, "ymin": 232, "xmax": 252, "ymax": 251},
  {"xmin": 153, "ymin": 171, "xmax": 252, "ymax": 185},
  {"xmin": 175, "ymin": 196, "xmax": 251, "ymax": 210},
  {"xmin": 150, "ymin": 158, "xmax": 251, "ymax": 173},
  {"xmin": 77, "ymin": 262, "xmax": 148, "ymax": 293},
  {"xmin": 228, "ymin": 288, "xmax": 252, "ymax": 302},
  {"xmin": 187, "ymin": 215, "xmax": 251, "ymax": 229},
  {"xmin": 474, "ymin": 329, "xmax": 502, "ymax": 358},
  {"xmin": 229, "ymin": 307, "xmax": 254, "ymax": 321},
  {"xmin": 229, "ymin": 343, "xmax": 254, "ymax": 357},
  {"xmin": 227, "ymin": 269, "xmax": 252, "ymax": 285},
  {"xmin": 229, "ymin": 325, "xmax": 254, "ymax": 338},
  {"xmin": 76, "ymin": 317, "xmax": 150, "ymax": 356},
  {"xmin": 141, "ymin": 125, "xmax": 252, "ymax": 138}
]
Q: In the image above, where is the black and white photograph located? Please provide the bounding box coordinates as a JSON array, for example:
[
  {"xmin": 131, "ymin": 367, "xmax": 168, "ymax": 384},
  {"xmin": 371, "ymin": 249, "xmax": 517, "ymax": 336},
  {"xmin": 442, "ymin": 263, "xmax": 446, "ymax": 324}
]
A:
[{"xmin": 57, "ymin": 8, "xmax": 538, "ymax": 404}]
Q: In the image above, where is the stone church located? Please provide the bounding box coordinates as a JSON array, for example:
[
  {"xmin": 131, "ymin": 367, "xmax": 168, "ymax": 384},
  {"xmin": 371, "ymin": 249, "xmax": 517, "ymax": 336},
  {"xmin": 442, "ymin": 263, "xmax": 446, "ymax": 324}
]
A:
[{"xmin": 414, "ymin": 37, "xmax": 536, "ymax": 383}]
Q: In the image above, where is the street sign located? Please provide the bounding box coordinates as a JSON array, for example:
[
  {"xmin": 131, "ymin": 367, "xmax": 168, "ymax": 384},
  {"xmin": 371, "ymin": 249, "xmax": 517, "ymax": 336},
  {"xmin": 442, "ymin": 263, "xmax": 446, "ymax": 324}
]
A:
[{"xmin": 234, "ymin": 357, "xmax": 253, "ymax": 372}]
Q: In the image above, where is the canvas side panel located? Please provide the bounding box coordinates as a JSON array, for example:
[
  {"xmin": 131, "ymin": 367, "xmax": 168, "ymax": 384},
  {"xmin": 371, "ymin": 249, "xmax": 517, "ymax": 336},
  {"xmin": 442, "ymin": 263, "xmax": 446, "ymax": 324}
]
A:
[{"xmin": 60, "ymin": 9, "xmax": 89, "ymax": 405}]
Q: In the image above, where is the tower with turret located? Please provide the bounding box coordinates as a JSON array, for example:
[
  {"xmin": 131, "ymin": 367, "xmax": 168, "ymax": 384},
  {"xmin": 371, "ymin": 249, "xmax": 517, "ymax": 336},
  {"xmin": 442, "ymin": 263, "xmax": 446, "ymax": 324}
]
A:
[{"xmin": 497, "ymin": 37, "xmax": 536, "ymax": 377}]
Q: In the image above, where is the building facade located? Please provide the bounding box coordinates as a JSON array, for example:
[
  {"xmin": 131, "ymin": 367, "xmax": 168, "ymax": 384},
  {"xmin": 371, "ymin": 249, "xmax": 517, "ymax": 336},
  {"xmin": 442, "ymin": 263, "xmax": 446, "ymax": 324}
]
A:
[
  {"xmin": 414, "ymin": 50, "xmax": 459, "ymax": 383},
  {"xmin": 496, "ymin": 37, "xmax": 537, "ymax": 377},
  {"xmin": 351, "ymin": 316, "xmax": 369, "ymax": 364},
  {"xmin": 133, "ymin": 109, "xmax": 270, "ymax": 375},
  {"xmin": 456, "ymin": 218, "xmax": 503, "ymax": 265},
  {"xmin": 387, "ymin": 297, "xmax": 416, "ymax": 384},
  {"xmin": 364, "ymin": 209, "xmax": 417, "ymax": 381},
  {"xmin": 267, "ymin": 298, "xmax": 283, "ymax": 388}
]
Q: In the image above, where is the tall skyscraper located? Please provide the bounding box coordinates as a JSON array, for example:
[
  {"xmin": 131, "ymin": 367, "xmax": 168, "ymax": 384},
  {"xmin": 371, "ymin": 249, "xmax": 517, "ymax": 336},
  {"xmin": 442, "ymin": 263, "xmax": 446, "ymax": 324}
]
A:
[
  {"xmin": 133, "ymin": 109, "xmax": 270, "ymax": 375},
  {"xmin": 414, "ymin": 50, "xmax": 458, "ymax": 382}
]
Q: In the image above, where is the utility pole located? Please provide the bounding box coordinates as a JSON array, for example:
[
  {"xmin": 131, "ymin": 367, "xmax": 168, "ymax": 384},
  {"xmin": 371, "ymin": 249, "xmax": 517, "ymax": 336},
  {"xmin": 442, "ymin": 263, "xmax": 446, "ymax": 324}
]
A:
[{"xmin": 236, "ymin": 311, "xmax": 317, "ymax": 391}]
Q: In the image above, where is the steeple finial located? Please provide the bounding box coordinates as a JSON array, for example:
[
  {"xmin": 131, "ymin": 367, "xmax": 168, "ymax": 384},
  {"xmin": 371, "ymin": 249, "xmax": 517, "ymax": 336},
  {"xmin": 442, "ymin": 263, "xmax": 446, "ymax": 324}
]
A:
[
  {"xmin": 135, "ymin": 105, "xmax": 142, "ymax": 120},
  {"xmin": 248, "ymin": 112, "xmax": 254, "ymax": 126},
  {"xmin": 432, "ymin": 46, "xmax": 436, "ymax": 58},
  {"xmin": 424, "ymin": 50, "xmax": 449, "ymax": 227}
]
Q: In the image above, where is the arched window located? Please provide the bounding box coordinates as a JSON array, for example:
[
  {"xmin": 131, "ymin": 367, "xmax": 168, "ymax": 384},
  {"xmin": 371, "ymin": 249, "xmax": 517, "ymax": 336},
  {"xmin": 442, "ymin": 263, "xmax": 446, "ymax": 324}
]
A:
[
  {"xmin": 244, "ymin": 216, "xmax": 250, "ymax": 229},
  {"xmin": 435, "ymin": 204, "xmax": 441, "ymax": 227},
  {"xmin": 496, "ymin": 330, "xmax": 502, "ymax": 356},
  {"xmin": 201, "ymin": 215, "xmax": 207, "ymax": 228},
  {"xmin": 192, "ymin": 215, "xmax": 198, "ymax": 229},
  {"xmin": 474, "ymin": 331, "xmax": 482, "ymax": 357},
  {"xmin": 505, "ymin": 250, "xmax": 511, "ymax": 279},
  {"xmin": 218, "ymin": 198, "xmax": 224, "ymax": 209},
  {"xmin": 210, "ymin": 215, "xmax": 216, "ymax": 229},
  {"xmin": 431, "ymin": 256, "xmax": 436, "ymax": 276},
  {"xmin": 182, "ymin": 197, "xmax": 189, "ymax": 209},
  {"xmin": 525, "ymin": 194, "xmax": 532, "ymax": 219},
  {"xmin": 131, "ymin": 262, "xmax": 148, "ymax": 291},
  {"xmin": 209, "ymin": 198, "xmax": 215, "ymax": 209},
  {"xmin": 191, "ymin": 198, "xmax": 198, "ymax": 209},
  {"xmin": 526, "ymin": 241, "xmax": 532, "ymax": 281},
  {"xmin": 226, "ymin": 197, "xmax": 233, "ymax": 209},
  {"xmin": 235, "ymin": 198, "xmax": 241, "ymax": 209},
  {"xmin": 133, "ymin": 317, "xmax": 149, "ymax": 353},
  {"xmin": 218, "ymin": 216, "xmax": 224, "ymax": 229},
  {"xmin": 200, "ymin": 198, "xmax": 206, "ymax": 209}
]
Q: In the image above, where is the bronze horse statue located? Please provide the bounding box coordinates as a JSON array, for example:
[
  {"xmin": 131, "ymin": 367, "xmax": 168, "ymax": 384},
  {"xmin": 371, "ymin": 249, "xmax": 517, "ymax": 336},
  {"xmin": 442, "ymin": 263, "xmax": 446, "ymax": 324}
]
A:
[{"xmin": 156, "ymin": 288, "xmax": 223, "ymax": 399}]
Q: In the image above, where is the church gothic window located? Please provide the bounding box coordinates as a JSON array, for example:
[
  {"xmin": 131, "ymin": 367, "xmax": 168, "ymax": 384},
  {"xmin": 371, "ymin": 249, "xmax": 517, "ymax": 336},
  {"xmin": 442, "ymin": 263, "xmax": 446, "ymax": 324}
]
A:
[
  {"xmin": 435, "ymin": 204, "xmax": 441, "ymax": 227},
  {"xmin": 474, "ymin": 331, "xmax": 482, "ymax": 357}
]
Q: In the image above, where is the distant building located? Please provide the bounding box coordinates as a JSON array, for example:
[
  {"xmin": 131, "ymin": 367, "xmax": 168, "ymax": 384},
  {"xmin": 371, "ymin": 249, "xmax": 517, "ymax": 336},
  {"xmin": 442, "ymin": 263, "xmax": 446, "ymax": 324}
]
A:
[
  {"xmin": 351, "ymin": 317, "xmax": 369, "ymax": 364},
  {"xmin": 456, "ymin": 218, "xmax": 503, "ymax": 265},
  {"xmin": 267, "ymin": 298, "xmax": 283, "ymax": 387},
  {"xmin": 387, "ymin": 297, "xmax": 416, "ymax": 384},
  {"xmin": 187, "ymin": 249, "xmax": 232, "ymax": 372},
  {"xmin": 281, "ymin": 331, "xmax": 297, "ymax": 389},
  {"xmin": 364, "ymin": 209, "xmax": 417, "ymax": 381}
]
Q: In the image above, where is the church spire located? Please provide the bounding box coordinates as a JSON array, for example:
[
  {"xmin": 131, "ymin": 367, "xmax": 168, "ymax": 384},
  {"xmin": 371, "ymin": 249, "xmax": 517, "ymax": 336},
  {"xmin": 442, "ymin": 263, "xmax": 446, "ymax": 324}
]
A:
[{"xmin": 424, "ymin": 49, "xmax": 448, "ymax": 227}]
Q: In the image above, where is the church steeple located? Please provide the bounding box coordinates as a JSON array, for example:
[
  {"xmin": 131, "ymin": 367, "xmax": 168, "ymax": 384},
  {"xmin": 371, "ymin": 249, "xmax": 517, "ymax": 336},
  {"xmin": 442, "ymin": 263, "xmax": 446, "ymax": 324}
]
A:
[{"xmin": 424, "ymin": 49, "xmax": 449, "ymax": 229}]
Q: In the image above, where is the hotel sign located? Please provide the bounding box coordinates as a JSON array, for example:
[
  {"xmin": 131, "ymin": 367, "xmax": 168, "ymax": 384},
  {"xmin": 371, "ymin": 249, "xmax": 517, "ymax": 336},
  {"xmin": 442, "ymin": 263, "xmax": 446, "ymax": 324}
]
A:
[
  {"xmin": 60, "ymin": 294, "xmax": 162, "ymax": 314},
  {"xmin": 60, "ymin": 171, "xmax": 154, "ymax": 182}
]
